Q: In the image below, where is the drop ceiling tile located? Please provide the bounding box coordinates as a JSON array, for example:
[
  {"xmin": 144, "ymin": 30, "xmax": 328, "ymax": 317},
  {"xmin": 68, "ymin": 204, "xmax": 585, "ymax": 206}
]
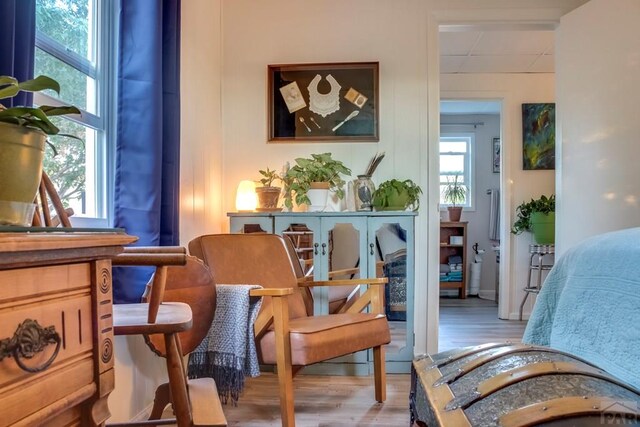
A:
[
  {"xmin": 439, "ymin": 31, "xmax": 482, "ymax": 56},
  {"xmin": 473, "ymin": 31, "xmax": 554, "ymax": 55},
  {"xmin": 460, "ymin": 55, "xmax": 539, "ymax": 73},
  {"xmin": 528, "ymin": 54, "xmax": 555, "ymax": 73},
  {"xmin": 440, "ymin": 56, "xmax": 466, "ymax": 73}
]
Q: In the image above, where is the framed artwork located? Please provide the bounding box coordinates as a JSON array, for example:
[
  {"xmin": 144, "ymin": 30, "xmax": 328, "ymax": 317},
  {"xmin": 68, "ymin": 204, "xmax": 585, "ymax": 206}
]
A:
[
  {"xmin": 522, "ymin": 103, "xmax": 556, "ymax": 170},
  {"xmin": 268, "ymin": 62, "xmax": 379, "ymax": 142},
  {"xmin": 492, "ymin": 137, "xmax": 500, "ymax": 173}
]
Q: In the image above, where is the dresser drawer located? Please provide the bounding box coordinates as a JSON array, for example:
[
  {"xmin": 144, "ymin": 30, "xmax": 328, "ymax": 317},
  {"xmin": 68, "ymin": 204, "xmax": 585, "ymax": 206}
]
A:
[
  {"xmin": 0, "ymin": 263, "xmax": 91, "ymax": 304},
  {"xmin": 0, "ymin": 292, "xmax": 95, "ymax": 426},
  {"xmin": 0, "ymin": 292, "xmax": 94, "ymax": 386}
]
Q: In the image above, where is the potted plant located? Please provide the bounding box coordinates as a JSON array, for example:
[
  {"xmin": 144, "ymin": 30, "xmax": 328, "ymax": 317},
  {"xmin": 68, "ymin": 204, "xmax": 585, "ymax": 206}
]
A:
[
  {"xmin": 511, "ymin": 194, "xmax": 555, "ymax": 244},
  {"xmin": 0, "ymin": 75, "xmax": 80, "ymax": 226},
  {"xmin": 255, "ymin": 167, "xmax": 282, "ymax": 211},
  {"xmin": 283, "ymin": 153, "xmax": 352, "ymax": 211},
  {"xmin": 442, "ymin": 174, "xmax": 467, "ymax": 221},
  {"xmin": 372, "ymin": 179, "xmax": 422, "ymax": 211}
]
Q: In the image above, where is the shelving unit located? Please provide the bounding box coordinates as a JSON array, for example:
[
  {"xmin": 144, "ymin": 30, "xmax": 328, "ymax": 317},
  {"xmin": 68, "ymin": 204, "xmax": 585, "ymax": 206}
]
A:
[{"xmin": 440, "ymin": 221, "xmax": 467, "ymax": 298}]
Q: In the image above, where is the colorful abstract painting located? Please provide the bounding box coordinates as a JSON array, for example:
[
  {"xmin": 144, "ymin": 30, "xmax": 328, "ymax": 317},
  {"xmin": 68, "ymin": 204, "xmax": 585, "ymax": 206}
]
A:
[{"xmin": 522, "ymin": 103, "xmax": 556, "ymax": 170}]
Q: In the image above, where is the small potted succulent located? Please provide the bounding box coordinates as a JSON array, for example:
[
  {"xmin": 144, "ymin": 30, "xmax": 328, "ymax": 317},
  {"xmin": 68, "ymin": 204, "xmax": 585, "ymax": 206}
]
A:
[
  {"xmin": 0, "ymin": 75, "xmax": 80, "ymax": 225},
  {"xmin": 283, "ymin": 153, "xmax": 351, "ymax": 211},
  {"xmin": 372, "ymin": 179, "xmax": 422, "ymax": 211},
  {"xmin": 511, "ymin": 194, "xmax": 555, "ymax": 244},
  {"xmin": 442, "ymin": 174, "xmax": 466, "ymax": 221},
  {"xmin": 255, "ymin": 167, "xmax": 282, "ymax": 211}
]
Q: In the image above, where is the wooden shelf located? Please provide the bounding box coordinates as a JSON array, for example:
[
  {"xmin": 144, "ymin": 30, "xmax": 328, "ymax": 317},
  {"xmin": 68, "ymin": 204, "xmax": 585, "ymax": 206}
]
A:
[{"xmin": 440, "ymin": 221, "xmax": 467, "ymax": 299}]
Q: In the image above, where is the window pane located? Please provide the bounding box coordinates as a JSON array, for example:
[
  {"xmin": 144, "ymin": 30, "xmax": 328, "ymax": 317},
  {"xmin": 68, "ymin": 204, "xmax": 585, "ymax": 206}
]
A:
[
  {"xmin": 440, "ymin": 141, "xmax": 467, "ymax": 153},
  {"xmin": 440, "ymin": 154, "xmax": 464, "ymax": 174},
  {"xmin": 44, "ymin": 117, "xmax": 101, "ymax": 218},
  {"xmin": 36, "ymin": 0, "xmax": 92, "ymax": 61},
  {"xmin": 35, "ymin": 48, "xmax": 96, "ymax": 113}
]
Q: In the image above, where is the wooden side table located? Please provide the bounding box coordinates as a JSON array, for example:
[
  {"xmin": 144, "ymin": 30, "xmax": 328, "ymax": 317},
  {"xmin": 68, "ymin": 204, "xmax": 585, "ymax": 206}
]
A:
[{"xmin": 0, "ymin": 230, "xmax": 136, "ymax": 426}]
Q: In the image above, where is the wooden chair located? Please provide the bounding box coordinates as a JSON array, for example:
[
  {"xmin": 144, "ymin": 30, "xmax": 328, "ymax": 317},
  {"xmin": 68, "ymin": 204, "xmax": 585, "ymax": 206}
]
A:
[
  {"xmin": 32, "ymin": 171, "xmax": 74, "ymax": 227},
  {"xmin": 31, "ymin": 171, "xmax": 224, "ymax": 425},
  {"xmin": 109, "ymin": 249, "xmax": 226, "ymax": 427},
  {"xmin": 189, "ymin": 233, "xmax": 390, "ymax": 427}
]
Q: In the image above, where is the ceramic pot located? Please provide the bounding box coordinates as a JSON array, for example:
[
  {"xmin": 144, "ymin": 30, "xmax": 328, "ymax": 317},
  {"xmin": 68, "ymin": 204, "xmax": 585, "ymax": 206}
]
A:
[
  {"xmin": 354, "ymin": 175, "xmax": 375, "ymax": 211},
  {"xmin": 307, "ymin": 182, "xmax": 329, "ymax": 212},
  {"xmin": 0, "ymin": 122, "xmax": 45, "ymax": 225},
  {"xmin": 530, "ymin": 212, "xmax": 555, "ymax": 244}
]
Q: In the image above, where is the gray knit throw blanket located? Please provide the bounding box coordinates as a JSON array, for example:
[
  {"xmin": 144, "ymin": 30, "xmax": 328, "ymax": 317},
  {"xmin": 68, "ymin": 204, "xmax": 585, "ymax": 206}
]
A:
[{"xmin": 187, "ymin": 284, "xmax": 263, "ymax": 404}]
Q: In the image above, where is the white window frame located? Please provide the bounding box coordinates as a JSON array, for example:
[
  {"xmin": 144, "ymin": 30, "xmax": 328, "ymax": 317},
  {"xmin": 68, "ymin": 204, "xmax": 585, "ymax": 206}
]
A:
[
  {"xmin": 439, "ymin": 133, "xmax": 474, "ymax": 210},
  {"xmin": 34, "ymin": 0, "xmax": 118, "ymax": 228}
]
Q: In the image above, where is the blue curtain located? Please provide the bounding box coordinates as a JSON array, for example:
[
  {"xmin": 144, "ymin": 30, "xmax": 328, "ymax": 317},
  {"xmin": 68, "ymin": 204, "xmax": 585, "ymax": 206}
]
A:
[
  {"xmin": 0, "ymin": 0, "xmax": 36, "ymax": 107},
  {"xmin": 113, "ymin": 0, "xmax": 181, "ymax": 303}
]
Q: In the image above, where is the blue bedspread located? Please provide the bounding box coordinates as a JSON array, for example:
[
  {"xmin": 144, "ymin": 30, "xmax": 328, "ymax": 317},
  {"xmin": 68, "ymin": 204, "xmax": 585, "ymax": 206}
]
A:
[{"xmin": 523, "ymin": 227, "xmax": 640, "ymax": 391}]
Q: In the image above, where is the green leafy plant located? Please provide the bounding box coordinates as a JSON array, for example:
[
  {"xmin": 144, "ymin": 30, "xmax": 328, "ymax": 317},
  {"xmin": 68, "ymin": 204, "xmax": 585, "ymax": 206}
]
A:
[
  {"xmin": 441, "ymin": 174, "xmax": 467, "ymax": 207},
  {"xmin": 258, "ymin": 167, "xmax": 282, "ymax": 187},
  {"xmin": 372, "ymin": 179, "xmax": 422, "ymax": 211},
  {"xmin": 0, "ymin": 75, "xmax": 81, "ymax": 152},
  {"xmin": 283, "ymin": 153, "xmax": 352, "ymax": 209},
  {"xmin": 511, "ymin": 194, "xmax": 556, "ymax": 235}
]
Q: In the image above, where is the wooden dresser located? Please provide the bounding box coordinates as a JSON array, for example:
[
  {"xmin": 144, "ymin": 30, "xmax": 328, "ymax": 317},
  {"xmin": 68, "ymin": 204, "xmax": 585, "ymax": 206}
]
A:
[{"xmin": 0, "ymin": 231, "xmax": 136, "ymax": 427}]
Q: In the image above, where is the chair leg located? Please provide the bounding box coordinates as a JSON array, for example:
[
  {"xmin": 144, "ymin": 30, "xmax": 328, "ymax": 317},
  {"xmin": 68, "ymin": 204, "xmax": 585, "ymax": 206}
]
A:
[
  {"xmin": 373, "ymin": 345, "xmax": 386, "ymax": 402},
  {"xmin": 165, "ymin": 333, "xmax": 192, "ymax": 427},
  {"xmin": 149, "ymin": 382, "xmax": 171, "ymax": 420},
  {"xmin": 272, "ymin": 297, "xmax": 295, "ymax": 427}
]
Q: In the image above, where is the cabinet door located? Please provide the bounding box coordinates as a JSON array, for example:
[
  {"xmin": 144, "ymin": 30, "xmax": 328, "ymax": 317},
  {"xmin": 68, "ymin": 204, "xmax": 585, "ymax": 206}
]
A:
[
  {"xmin": 318, "ymin": 217, "xmax": 367, "ymax": 316},
  {"xmin": 368, "ymin": 216, "xmax": 415, "ymax": 371}
]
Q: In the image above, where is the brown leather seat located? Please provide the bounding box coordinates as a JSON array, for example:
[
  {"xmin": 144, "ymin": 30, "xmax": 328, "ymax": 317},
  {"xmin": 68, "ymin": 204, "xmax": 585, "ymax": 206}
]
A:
[{"xmin": 189, "ymin": 233, "xmax": 390, "ymax": 427}]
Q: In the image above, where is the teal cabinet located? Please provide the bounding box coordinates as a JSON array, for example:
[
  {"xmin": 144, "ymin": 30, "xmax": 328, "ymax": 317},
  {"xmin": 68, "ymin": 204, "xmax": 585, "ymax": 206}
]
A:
[{"xmin": 228, "ymin": 211, "xmax": 416, "ymax": 373}]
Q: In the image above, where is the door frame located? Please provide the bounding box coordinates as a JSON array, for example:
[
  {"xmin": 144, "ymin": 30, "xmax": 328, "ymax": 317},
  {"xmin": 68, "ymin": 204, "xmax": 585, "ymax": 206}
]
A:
[{"xmin": 422, "ymin": 8, "xmax": 562, "ymax": 354}]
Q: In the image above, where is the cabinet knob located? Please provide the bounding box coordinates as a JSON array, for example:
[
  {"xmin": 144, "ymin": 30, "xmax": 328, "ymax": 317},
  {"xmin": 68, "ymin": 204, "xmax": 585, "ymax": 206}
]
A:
[
  {"xmin": 314, "ymin": 243, "xmax": 319, "ymax": 255},
  {"xmin": 321, "ymin": 243, "xmax": 327, "ymax": 255},
  {"xmin": 370, "ymin": 243, "xmax": 375, "ymax": 255}
]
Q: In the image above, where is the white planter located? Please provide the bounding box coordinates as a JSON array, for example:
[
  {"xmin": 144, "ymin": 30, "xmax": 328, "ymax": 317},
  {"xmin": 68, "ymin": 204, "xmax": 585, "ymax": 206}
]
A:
[{"xmin": 307, "ymin": 188, "xmax": 329, "ymax": 212}]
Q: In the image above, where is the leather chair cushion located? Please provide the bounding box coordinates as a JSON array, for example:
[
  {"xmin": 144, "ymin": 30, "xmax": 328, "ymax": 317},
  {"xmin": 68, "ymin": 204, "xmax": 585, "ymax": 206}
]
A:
[{"xmin": 257, "ymin": 313, "xmax": 390, "ymax": 366}]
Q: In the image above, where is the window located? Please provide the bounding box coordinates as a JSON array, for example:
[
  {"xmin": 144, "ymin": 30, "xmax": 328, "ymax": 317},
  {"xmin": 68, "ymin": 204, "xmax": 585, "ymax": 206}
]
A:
[
  {"xmin": 439, "ymin": 134, "xmax": 473, "ymax": 208},
  {"xmin": 35, "ymin": 0, "xmax": 116, "ymax": 226}
]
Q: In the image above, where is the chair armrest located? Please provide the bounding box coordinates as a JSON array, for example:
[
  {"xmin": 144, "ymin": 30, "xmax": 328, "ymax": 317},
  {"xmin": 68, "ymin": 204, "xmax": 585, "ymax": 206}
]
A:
[
  {"xmin": 250, "ymin": 288, "xmax": 294, "ymax": 297},
  {"xmin": 251, "ymin": 288, "xmax": 293, "ymax": 338},
  {"xmin": 113, "ymin": 247, "xmax": 188, "ymax": 324},
  {"xmin": 299, "ymin": 278, "xmax": 388, "ymax": 287},
  {"xmin": 122, "ymin": 246, "xmax": 186, "ymax": 254}
]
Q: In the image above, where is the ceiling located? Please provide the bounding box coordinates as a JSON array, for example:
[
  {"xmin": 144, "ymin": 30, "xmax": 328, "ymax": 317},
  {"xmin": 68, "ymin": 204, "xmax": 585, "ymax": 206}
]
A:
[{"xmin": 440, "ymin": 30, "xmax": 555, "ymax": 74}]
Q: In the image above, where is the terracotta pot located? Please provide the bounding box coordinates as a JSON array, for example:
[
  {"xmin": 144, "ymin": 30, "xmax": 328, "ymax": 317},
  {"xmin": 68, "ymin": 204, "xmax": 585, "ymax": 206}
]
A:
[
  {"xmin": 255, "ymin": 186, "xmax": 281, "ymax": 211},
  {"xmin": 0, "ymin": 122, "xmax": 46, "ymax": 225},
  {"xmin": 448, "ymin": 206, "xmax": 463, "ymax": 222}
]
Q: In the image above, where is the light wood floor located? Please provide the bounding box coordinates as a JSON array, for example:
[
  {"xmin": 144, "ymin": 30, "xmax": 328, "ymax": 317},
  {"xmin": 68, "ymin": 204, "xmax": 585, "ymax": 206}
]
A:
[{"xmin": 222, "ymin": 297, "xmax": 527, "ymax": 426}]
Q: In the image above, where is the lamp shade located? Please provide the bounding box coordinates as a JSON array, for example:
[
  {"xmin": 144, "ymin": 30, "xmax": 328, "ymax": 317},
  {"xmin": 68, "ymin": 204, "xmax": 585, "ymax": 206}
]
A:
[{"xmin": 235, "ymin": 180, "xmax": 257, "ymax": 211}]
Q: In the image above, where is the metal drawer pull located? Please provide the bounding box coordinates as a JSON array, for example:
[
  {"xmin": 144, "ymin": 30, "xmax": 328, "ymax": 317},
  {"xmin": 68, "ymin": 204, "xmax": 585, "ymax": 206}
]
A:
[
  {"xmin": 314, "ymin": 243, "xmax": 319, "ymax": 255},
  {"xmin": 370, "ymin": 243, "xmax": 375, "ymax": 255},
  {"xmin": 0, "ymin": 319, "xmax": 61, "ymax": 373},
  {"xmin": 321, "ymin": 243, "xmax": 327, "ymax": 255}
]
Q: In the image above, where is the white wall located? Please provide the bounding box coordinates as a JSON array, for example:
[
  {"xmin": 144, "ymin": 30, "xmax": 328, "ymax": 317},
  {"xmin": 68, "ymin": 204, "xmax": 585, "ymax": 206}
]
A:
[
  {"xmin": 441, "ymin": 74, "xmax": 556, "ymax": 319},
  {"xmin": 556, "ymin": 0, "xmax": 640, "ymax": 254},
  {"xmin": 221, "ymin": 0, "xmax": 428, "ymax": 218},
  {"xmin": 440, "ymin": 114, "xmax": 501, "ymax": 298}
]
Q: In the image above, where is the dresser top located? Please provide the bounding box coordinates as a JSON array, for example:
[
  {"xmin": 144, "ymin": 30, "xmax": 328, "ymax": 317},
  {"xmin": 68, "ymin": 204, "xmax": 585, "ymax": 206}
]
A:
[{"xmin": 228, "ymin": 210, "xmax": 417, "ymax": 218}]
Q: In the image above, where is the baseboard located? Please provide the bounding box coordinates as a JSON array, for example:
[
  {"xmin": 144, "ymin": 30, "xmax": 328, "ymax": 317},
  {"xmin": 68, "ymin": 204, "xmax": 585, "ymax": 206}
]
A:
[
  {"xmin": 509, "ymin": 312, "xmax": 530, "ymax": 321},
  {"xmin": 478, "ymin": 290, "xmax": 496, "ymax": 301},
  {"xmin": 130, "ymin": 403, "xmax": 154, "ymax": 422}
]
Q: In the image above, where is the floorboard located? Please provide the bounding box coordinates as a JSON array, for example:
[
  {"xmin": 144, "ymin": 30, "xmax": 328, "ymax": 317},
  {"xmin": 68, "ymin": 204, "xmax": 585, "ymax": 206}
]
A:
[{"xmin": 219, "ymin": 297, "xmax": 528, "ymax": 426}]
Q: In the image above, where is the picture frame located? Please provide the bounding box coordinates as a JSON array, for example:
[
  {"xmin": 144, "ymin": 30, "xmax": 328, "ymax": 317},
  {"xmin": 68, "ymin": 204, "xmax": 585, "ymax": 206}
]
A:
[
  {"xmin": 492, "ymin": 137, "xmax": 500, "ymax": 173},
  {"xmin": 522, "ymin": 103, "xmax": 556, "ymax": 170},
  {"xmin": 268, "ymin": 62, "xmax": 379, "ymax": 142}
]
